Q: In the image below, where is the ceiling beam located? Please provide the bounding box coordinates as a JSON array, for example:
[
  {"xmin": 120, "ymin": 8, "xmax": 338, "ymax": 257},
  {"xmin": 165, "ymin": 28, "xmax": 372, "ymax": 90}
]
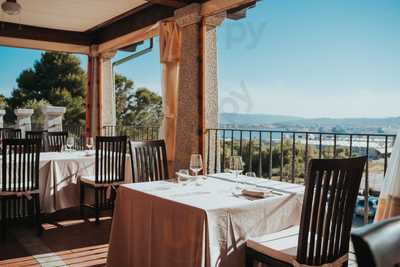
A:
[
  {"xmin": 92, "ymin": 4, "xmax": 175, "ymax": 44},
  {"xmin": 0, "ymin": 22, "xmax": 92, "ymax": 46},
  {"xmin": 201, "ymin": 0, "xmax": 256, "ymax": 17},
  {"xmin": 0, "ymin": 36, "xmax": 90, "ymax": 54},
  {"xmin": 145, "ymin": 0, "xmax": 187, "ymax": 8}
]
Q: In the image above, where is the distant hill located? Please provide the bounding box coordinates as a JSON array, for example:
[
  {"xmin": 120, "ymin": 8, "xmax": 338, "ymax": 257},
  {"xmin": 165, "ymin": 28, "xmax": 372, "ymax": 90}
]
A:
[
  {"xmin": 219, "ymin": 113, "xmax": 400, "ymax": 133},
  {"xmin": 220, "ymin": 113, "xmax": 303, "ymax": 125}
]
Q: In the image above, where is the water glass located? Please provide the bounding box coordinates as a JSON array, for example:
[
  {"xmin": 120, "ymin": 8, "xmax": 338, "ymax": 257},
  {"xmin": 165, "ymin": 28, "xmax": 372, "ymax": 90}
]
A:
[
  {"xmin": 245, "ymin": 172, "xmax": 257, "ymax": 177},
  {"xmin": 227, "ymin": 156, "xmax": 244, "ymax": 185},
  {"xmin": 189, "ymin": 154, "xmax": 203, "ymax": 176},
  {"xmin": 66, "ymin": 136, "xmax": 75, "ymax": 152}
]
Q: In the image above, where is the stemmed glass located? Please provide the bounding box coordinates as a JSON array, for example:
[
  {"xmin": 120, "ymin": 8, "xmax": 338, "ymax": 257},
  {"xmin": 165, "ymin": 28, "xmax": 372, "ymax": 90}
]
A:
[
  {"xmin": 86, "ymin": 137, "xmax": 94, "ymax": 150},
  {"xmin": 227, "ymin": 156, "xmax": 244, "ymax": 184},
  {"xmin": 66, "ymin": 136, "xmax": 75, "ymax": 152},
  {"xmin": 189, "ymin": 154, "xmax": 203, "ymax": 176}
]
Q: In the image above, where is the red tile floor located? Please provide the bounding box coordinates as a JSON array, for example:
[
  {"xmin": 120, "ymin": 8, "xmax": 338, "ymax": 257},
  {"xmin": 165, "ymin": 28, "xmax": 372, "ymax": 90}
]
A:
[{"xmin": 0, "ymin": 209, "xmax": 111, "ymax": 267}]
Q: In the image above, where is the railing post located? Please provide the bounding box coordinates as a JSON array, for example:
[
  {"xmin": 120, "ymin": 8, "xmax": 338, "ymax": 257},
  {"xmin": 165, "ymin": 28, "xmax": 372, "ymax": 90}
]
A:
[
  {"xmin": 0, "ymin": 109, "xmax": 5, "ymax": 128},
  {"xmin": 14, "ymin": 108, "xmax": 34, "ymax": 137},
  {"xmin": 41, "ymin": 106, "xmax": 66, "ymax": 132}
]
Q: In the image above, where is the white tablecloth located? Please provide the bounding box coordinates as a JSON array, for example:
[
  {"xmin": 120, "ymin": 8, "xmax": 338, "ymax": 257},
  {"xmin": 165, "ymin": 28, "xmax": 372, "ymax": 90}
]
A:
[
  {"xmin": 107, "ymin": 174, "xmax": 304, "ymax": 267},
  {"xmin": 0, "ymin": 151, "xmax": 132, "ymax": 213}
]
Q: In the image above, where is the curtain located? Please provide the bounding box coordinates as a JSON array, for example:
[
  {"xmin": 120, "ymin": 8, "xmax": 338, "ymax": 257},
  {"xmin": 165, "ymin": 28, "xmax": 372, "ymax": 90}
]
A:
[
  {"xmin": 375, "ymin": 130, "xmax": 400, "ymax": 221},
  {"xmin": 159, "ymin": 21, "xmax": 181, "ymax": 174}
]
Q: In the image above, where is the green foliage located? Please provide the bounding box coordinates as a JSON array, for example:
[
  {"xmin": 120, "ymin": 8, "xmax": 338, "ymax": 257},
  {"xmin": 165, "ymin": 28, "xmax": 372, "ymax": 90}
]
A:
[
  {"xmin": 0, "ymin": 94, "xmax": 7, "ymax": 109},
  {"xmin": 6, "ymin": 52, "xmax": 86, "ymax": 126},
  {"xmin": 115, "ymin": 73, "xmax": 162, "ymax": 127},
  {"xmin": 23, "ymin": 99, "xmax": 50, "ymax": 126},
  {"xmin": 221, "ymin": 138, "xmax": 350, "ymax": 182}
]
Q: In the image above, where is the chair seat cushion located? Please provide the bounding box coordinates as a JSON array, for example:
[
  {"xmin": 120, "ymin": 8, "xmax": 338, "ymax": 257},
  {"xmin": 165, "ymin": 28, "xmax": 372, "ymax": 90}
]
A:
[
  {"xmin": 247, "ymin": 225, "xmax": 300, "ymax": 264},
  {"xmin": 80, "ymin": 176, "xmax": 125, "ymax": 187}
]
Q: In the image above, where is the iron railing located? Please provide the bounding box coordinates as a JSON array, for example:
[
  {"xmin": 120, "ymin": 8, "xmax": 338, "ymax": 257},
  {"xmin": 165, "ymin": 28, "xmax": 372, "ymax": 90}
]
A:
[
  {"xmin": 206, "ymin": 128, "xmax": 396, "ymax": 225},
  {"xmin": 102, "ymin": 125, "xmax": 159, "ymax": 140}
]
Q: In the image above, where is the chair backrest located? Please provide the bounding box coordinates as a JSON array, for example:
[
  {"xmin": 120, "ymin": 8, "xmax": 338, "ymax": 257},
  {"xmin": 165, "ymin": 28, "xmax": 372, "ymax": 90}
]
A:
[
  {"xmin": 0, "ymin": 128, "xmax": 22, "ymax": 139},
  {"xmin": 296, "ymin": 156, "xmax": 367, "ymax": 266},
  {"xmin": 95, "ymin": 136, "xmax": 127, "ymax": 184},
  {"xmin": 351, "ymin": 216, "xmax": 400, "ymax": 267},
  {"xmin": 129, "ymin": 140, "xmax": 168, "ymax": 183},
  {"xmin": 26, "ymin": 130, "xmax": 48, "ymax": 152},
  {"xmin": 1, "ymin": 138, "xmax": 41, "ymax": 192},
  {"xmin": 46, "ymin": 131, "xmax": 67, "ymax": 152}
]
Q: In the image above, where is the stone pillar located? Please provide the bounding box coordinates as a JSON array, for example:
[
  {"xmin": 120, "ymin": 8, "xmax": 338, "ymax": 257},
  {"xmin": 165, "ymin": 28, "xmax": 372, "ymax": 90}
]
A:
[
  {"xmin": 173, "ymin": 4, "xmax": 203, "ymax": 171},
  {"xmin": 101, "ymin": 51, "xmax": 117, "ymax": 132},
  {"xmin": 0, "ymin": 109, "xmax": 5, "ymax": 128},
  {"xmin": 41, "ymin": 106, "xmax": 66, "ymax": 132},
  {"xmin": 204, "ymin": 13, "xmax": 225, "ymax": 173},
  {"xmin": 14, "ymin": 109, "xmax": 34, "ymax": 137}
]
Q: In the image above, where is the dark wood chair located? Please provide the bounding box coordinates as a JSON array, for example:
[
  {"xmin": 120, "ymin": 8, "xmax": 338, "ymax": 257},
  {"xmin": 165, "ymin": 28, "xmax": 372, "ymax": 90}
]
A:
[
  {"xmin": 80, "ymin": 136, "xmax": 127, "ymax": 224},
  {"xmin": 46, "ymin": 131, "xmax": 67, "ymax": 152},
  {"xmin": 26, "ymin": 130, "xmax": 48, "ymax": 152},
  {"xmin": 0, "ymin": 128, "xmax": 22, "ymax": 139},
  {"xmin": 351, "ymin": 216, "xmax": 400, "ymax": 267},
  {"xmin": 129, "ymin": 140, "xmax": 169, "ymax": 183},
  {"xmin": 1, "ymin": 138, "xmax": 42, "ymax": 239},
  {"xmin": 246, "ymin": 156, "xmax": 367, "ymax": 267}
]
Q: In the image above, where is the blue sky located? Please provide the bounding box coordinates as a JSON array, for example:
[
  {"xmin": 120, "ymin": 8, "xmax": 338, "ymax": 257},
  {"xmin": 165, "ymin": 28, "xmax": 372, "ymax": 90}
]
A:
[{"xmin": 0, "ymin": 0, "xmax": 399, "ymax": 118}]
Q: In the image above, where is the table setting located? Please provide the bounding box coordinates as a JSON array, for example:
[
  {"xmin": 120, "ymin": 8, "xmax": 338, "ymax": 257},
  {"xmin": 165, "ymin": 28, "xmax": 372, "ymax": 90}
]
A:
[{"xmin": 107, "ymin": 154, "xmax": 304, "ymax": 267}]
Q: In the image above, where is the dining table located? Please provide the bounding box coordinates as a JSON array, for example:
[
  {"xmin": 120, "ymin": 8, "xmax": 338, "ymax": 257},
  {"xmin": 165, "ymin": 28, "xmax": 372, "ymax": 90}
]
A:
[
  {"xmin": 107, "ymin": 173, "xmax": 304, "ymax": 267},
  {"xmin": 0, "ymin": 151, "xmax": 132, "ymax": 214}
]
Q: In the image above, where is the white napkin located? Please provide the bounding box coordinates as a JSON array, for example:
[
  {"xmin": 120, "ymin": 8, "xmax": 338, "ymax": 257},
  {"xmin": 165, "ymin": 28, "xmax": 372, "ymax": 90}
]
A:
[{"xmin": 241, "ymin": 188, "xmax": 273, "ymax": 198}]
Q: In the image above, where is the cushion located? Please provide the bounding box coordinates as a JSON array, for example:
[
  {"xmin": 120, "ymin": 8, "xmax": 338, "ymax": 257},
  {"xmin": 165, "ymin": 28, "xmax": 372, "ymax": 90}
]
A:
[{"xmin": 247, "ymin": 225, "xmax": 300, "ymax": 264}]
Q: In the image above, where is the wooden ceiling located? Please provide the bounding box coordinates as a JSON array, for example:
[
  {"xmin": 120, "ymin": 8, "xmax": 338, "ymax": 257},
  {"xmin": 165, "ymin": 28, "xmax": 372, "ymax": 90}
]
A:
[
  {"xmin": 0, "ymin": 0, "xmax": 203, "ymax": 46},
  {"xmin": 0, "ymin": 0, "xmax": 257, "ymax": 53}
]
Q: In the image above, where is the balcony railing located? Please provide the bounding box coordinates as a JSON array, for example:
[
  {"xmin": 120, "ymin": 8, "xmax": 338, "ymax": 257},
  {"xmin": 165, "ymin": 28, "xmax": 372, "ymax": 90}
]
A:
[
  {"xmin": 102, "ymin": 125, "xmax": 159, "ymax": 140},
  {"xmin": 205, "ymin": 128, "xmax": 396, "ymax": 225}
]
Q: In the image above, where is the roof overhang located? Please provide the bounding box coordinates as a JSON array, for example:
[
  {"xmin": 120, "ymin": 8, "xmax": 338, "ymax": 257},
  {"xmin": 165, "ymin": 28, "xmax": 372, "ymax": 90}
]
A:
[{"xmin": 0, "ymin": 0, "xmax": 257, "ymax": 54}]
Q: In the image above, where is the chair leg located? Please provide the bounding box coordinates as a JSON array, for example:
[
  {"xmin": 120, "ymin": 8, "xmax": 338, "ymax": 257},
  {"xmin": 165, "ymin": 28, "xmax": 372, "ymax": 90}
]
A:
[
  {"xmin": 1, "ymin": 200, "xmax": 6, "ymax": 240},
  {"xmin": 80, "ymin": 183, "xmax": 85, "ymax": 219},
  {"xmin": 245, "ymin": 248, "xmax": 254, "ymax": 267},
  {"xmin": 34, "ymin": 195, "xmax": 43, "ymax": 236},
  {"xmin": 95, "ymin": 188, "xmax": 100, "ymax": 225}
]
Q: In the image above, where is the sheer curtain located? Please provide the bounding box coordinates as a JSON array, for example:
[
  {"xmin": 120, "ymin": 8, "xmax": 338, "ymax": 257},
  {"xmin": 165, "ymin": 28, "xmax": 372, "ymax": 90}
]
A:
[
  {"xmin": 375, "ymin": 130, "xmax": 400, "ymax": 221},
  {"xmin": 159, "ymin": 21, "xmax": 181, "ymax": 174}
]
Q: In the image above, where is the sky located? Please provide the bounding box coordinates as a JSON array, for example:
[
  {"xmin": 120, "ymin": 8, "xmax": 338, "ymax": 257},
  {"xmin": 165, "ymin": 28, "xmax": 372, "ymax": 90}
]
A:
[{"xmin": 0, "ymin": 0, "xmax": 399, "ymax": 118}]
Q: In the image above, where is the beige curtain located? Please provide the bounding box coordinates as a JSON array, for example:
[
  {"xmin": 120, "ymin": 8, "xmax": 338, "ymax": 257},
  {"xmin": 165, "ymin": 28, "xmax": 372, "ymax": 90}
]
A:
[
  {"xmin": 375, "ymin": 130, "xmax": 400, "ymax": 222},
  {"xmin": 159, "ymin": 21, "xmax": 181, "ymax": 175}
]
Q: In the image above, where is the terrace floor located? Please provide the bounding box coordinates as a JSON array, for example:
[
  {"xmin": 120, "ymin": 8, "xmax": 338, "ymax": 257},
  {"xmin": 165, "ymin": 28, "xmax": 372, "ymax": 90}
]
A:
[
  {"xmin": 0, "ymin": 208, "xmax": 111, "ymax": 267},
  {"xmin": 1, "ymin": 208, "xmax": 359, "ymax": 267}
]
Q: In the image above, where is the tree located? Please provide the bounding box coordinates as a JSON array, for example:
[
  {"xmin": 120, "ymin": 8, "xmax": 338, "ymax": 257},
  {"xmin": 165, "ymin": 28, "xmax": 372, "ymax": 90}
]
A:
[
  {"xmin": 0, "ymin": 94, "xmax": 6, "ymax": 109},
  {"xmin": 6, "ymin": 52, "xmax": 87, "ymax": 126},
  {"xmin": 115, "ymin": 73, "xmax": 162, "ymax": 127}
]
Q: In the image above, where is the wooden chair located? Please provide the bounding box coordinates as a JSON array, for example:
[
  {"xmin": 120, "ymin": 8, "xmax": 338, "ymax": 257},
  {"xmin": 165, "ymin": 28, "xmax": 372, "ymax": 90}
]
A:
[
  {"xmin": 1, "ymin": 138, "xmax": 42, "ymax": 239},
  {"xmin": 0, "ymin": 128, "xmax": 21, "ymax": 139},
  {"xmin": 351, "ymin": 216, "xmax": 400, "ymax": 267},
  {"xmin": 129, "ymin": 140, "xmax": 169, "ymax": 183},
  {"xmin": 46, "ymin": 131, "xmax": 67, "ymax": 152},
  {"xmin": 80, "ymin": 136, "xmax": 127, "ymax": 224},
  {"xmin": 246, "ymin": 156, "xmax": 367, "ymax": 267},
  {"xmin": 26, "ymin": 130, "xmax": 48, "ymax": 152}
]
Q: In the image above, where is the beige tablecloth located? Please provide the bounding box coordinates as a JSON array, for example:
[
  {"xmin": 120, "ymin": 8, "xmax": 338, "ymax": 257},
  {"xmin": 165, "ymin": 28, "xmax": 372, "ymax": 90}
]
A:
[
  {"xmin": 107, "ymin": 174, "xmax": 304, "ymax": 267},
  {"xmin": 37, "ymin": 151, "xmax": 132, "ymax": 213}
]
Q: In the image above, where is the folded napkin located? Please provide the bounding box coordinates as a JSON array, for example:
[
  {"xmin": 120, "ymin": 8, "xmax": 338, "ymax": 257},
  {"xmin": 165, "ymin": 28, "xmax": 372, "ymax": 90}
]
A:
[{"xmin": 241, "ymin": 188, "xmax": 273, "ymax": 198}]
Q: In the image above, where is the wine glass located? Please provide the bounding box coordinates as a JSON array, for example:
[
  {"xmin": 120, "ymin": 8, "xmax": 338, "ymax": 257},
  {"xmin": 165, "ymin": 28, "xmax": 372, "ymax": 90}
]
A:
[
  {"xmin": 177, "ymin": 169, "xmax": 189, "ymax": 185},
  {"xmin": 86, "ymin": 137, "xmax": 94, "ymax": 150},
  {"xmin": 228, "ymin": 156, "xmax": 244, "ymax": 183},
  {"xmin": 189, "ymin": 154, "xmax": 203, "ymax": 176},
  {"xmin": 66, "ymin": 136, "xmax": 75, "ymax": 152}
]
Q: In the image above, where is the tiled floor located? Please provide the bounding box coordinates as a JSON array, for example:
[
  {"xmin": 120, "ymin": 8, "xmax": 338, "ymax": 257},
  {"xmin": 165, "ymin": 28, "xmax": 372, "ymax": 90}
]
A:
[{"xmin": 0, "ymin": 209, "xmax": 111, "ymax": 267}]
